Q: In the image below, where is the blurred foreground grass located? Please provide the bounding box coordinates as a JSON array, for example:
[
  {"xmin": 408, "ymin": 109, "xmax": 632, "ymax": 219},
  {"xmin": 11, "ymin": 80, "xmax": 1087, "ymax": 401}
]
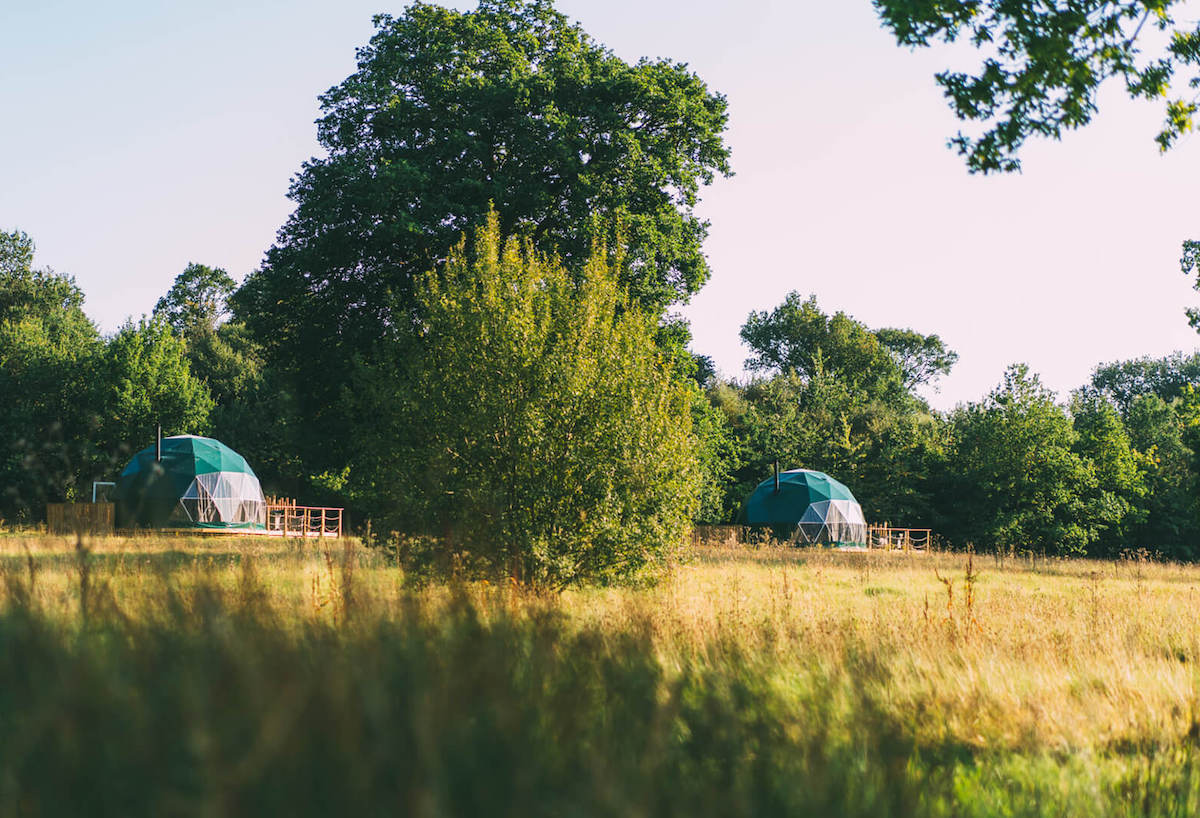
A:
[{"xmin": 2, "ymin": 534, "xmax": 1200, "ymax": 816}]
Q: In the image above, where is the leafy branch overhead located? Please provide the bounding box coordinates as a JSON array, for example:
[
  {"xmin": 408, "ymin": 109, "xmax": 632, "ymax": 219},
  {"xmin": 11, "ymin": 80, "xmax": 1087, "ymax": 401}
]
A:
[{"xmin": 873, "ymin": 0, "xmax": 1200, "ymax": 172}]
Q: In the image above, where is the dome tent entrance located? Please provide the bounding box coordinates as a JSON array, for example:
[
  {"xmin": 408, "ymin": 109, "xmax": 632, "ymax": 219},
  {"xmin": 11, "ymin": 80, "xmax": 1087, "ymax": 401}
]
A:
[
  {"xmin": 743, "ymin": 469, "xmax": 867, "ymax": 545},
  {"xmin": 112, "ymin": 435, "xmax": 266, "ymax": 529},
  {"xmin": 797, "ymin": 499, "xmax": 867, "ymax": 545}
]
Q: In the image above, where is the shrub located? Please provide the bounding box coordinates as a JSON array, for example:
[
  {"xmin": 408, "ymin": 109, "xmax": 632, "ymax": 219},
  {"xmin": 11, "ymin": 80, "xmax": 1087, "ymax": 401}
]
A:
[{"xmin": 347, "ymin": 212, "xmax": 701, "ymax": 586}]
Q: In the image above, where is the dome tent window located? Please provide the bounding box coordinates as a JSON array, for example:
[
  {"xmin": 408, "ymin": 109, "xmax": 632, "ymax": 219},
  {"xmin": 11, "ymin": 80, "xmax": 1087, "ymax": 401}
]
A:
[
  {"xmin": 743, "ymin": 468, "xmax": 867, "ymax": 546},
  {"xmin": 180, "ymin": 471, "xmax": 265, "ymax": 525},
  {"xmin": 112, "ymin": 435, "xmax": 266, "ymax": 530},
  {"xmin": 798, "ymin": 499, "xmax": 867, "ymax": 545}
]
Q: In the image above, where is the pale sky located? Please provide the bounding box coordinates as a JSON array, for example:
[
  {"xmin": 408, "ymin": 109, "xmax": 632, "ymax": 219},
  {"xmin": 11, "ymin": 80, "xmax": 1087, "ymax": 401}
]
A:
[{"xmin": 4, "ymin": 0, "xmax": 1200, "ymax": 410}]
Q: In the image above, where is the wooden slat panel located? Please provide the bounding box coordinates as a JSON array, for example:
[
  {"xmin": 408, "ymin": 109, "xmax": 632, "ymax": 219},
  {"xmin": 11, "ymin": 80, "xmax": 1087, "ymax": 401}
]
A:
[{"xmin": 46, "ymin": 503, "xmax": 115, "ymax": 535}]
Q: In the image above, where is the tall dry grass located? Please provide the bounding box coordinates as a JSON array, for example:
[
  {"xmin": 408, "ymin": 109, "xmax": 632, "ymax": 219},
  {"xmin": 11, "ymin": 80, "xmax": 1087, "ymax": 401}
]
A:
[{"xmin": 1, "ymin": 534, "xmax": 1200, "ymax": 815}]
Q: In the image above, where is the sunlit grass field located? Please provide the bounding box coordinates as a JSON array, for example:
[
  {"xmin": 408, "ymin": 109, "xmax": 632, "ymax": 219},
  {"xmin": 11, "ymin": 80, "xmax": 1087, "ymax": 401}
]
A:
[{"xmin": 3, "ymin": 532, "xmax": 1200, "ymax": 816}]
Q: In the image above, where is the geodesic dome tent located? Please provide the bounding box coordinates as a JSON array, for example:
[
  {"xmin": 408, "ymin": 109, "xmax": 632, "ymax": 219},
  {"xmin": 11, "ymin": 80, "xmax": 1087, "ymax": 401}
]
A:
[
  {"xmin": 743, "ymin": 469, "xmax": 867, "ymax": 545},
  {"xmin": 112, "ymin": 435, "xmax": 266, "ymax": 529}
]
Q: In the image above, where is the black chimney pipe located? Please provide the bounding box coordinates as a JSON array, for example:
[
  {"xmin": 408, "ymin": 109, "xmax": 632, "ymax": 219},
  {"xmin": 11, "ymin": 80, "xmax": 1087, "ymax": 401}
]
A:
[
  {"xmin": 156, "ymin": 424, "xmax": 162, "ymax": 463},
  {"xmin": 773, "ymin": 459, "xmax": 779, "ymax": 494}
]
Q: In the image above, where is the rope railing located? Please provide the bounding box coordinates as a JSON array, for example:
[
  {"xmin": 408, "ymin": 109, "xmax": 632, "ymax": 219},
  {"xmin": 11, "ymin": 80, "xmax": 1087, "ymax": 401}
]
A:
[
  {"xmin": 866, "ymin": 525, "xmax": 931, "ymax": 551},
  {"xmin": 690, "ymin": 524, "xmax": 933, "ymax": 550},
  {"xmin": 265, "ymin": 500, "xmax": 343, "ymax": 539}
]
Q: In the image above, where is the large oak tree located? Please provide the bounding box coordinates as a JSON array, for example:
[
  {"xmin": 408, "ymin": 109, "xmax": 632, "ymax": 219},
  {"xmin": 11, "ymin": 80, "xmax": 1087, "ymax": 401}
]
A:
[{"xmin": 235, "ymin": 0, "xmax": 731, "ymax": 474}]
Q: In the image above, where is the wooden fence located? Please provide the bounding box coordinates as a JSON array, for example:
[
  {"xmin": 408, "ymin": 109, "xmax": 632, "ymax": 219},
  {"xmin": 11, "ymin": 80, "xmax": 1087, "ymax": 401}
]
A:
[
  {"xmin": 691, "ymin": 525, "xmax": 777, "ymax": 547},
  {"xmin": 47, "ymin": 503, "xmax": 114, "ymax": 535}
]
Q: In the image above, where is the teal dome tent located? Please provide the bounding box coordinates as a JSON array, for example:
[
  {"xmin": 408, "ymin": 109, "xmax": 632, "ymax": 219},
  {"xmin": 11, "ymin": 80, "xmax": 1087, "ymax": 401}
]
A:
[
  {"xmin": 112, "ymin": 435, "xmax": 266, "ymax": 529},
  {"xmin": 743, "ymin": 469, "xmax": 867, "ymax": 545}
]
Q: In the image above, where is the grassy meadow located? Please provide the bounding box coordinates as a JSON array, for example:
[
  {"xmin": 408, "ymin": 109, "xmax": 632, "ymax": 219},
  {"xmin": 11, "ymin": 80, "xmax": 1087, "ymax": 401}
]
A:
[{"xmin": 2, "ymin": 533, "xmax": 1200, "ymax": 815}]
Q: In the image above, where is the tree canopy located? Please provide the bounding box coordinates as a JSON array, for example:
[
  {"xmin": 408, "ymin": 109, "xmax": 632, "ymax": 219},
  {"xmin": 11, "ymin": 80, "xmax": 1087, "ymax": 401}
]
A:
[
  {"xmin": 739, "ymin": 292, "xmax": 957, "ymax": 398},
  {"xmin": 875, "ymin": 327, "xmax": 959, "ymax": 391},
  {"xmin": 1084, "ymin": 351, "xmax": 1200, "ymax": 414},
  {"xmin": 740, "ymin": 292, "xmax": 905, "ymax": 395},
  {"xmin": 1184, "ymin": 240, "xmax": 1200, "ymax": 328},
  {"xmin": 0, "ymin": 231, "xmax": 102, "ymax": 519},
  {"xmin": 98, "ymin": 318, "xmax": 214, "ymax": 457},
  {"xmin": 941, "ymin": 365, "xmax": 1100, "ymax": 553},
  {"xmin": 873, "ymin": 0, "xmax": 1200, "ymax": 172},
  {"xmin": 153, "ymin": 263, "xmax": 236, "ymax": 336},
  {"xmin": 234, "ymin": 0, "xmax": 731, "ymax": 475}
]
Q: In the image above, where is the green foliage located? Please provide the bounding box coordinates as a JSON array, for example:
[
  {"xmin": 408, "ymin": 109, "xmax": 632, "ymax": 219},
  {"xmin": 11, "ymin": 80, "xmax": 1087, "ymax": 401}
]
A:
[
  {"xmin": 1085, "ymin": 351, "xmax": 1200, "ymax": 415},
  {"xmin": 0, "ymin": 231, "xmax": 103, "ymax": 519},
  {"xmin": 1184, "ymin": 240, "xmax": 1200, "ymax": 330},
  {"xmin": 153, "ymin": 262, "xmax": 236, "ymax": 335},
  {"xmin": 0, "ymin": 240, "xmax": 244, "ymax": 521},
  {"xmin": 1072, "ymin": 351, "xmax": 1200, "ymax": 556},
  {"xmin": 689, "ymin": 389, "xmax": 738, "ymax": 524},
  {"xmin": 153, "ymin": 264, "xmax": 254, "ymax": 417},
  {"xmin": 176, "ymin": 319, "xmax": 304, "ymax": 496},
  {"xmin": 99, "ymin": 318, "xmax": 214, "ymax": 447},
  {"xmin": 234, "ymin": 0, "xmax": 731, "ymax": 476},
  {"xmin": 1123, "ymin": 393, "xmax": 1200, "ymax": 556},
  {"xmin": 873, "ymin": 0, "xmax": 1200, "ymax": 172},
  {"xmin": 151, "ymin": 264, "xmax": 304, "ymax": 495},
  {"xmin": 719, "ymin": 370, "xmax": 942, "ymax": 526},
  {"xmin": 689, "ymin": 352, "xmax": 718, "ymax": 388},
  {"xmin": 0, "ymin": 230, "xmax": 35, "ymax": 278},
  {"xmin": 710, "ymin": 294, "xmax": 949, "ymax": 525},
  {"xmin": 740, "ymin": 292, "xmax": 906, "ymax": 398},
  {"xmin": 1070, "ymin": 394, "xmax": 1147, "ymax": 555},
  {"xmin": 941, "ymin": 365, "xmax": 1100, "ymax": 554},
  {"xmin": 345, "ymin": 213, "xmax": 701, "ymax": 585},
  {"xmin": 183, "ymin": 320, "xmax": 263, "ymax": 416},
  {"xmin": 875, "ymin": 327, "xmax": 959, "ymax": 391}
]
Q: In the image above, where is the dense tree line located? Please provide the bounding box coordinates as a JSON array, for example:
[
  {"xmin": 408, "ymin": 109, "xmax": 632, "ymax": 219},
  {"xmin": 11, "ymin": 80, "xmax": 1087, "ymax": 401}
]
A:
[
  {"xmin": 10, "ymin": 215, "xmax": 1200, "ymax": 562},
  {"xmin": 695, "ymin": 292, "xmax": 1200, "ymax": 559},
  {"xmin": 8, "ymin": 0, "xmax": 1200, "ymax": 577},
  {"xmin": 0, "ymin": 231, "xmax": 215, "ymax": 519}
]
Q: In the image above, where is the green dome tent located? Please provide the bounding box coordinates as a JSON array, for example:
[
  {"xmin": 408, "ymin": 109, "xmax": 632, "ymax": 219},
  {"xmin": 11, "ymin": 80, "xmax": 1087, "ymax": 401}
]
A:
[
  {"xmin": 743, "ymin": 469, "xmax": 867, "ymax": 545},
  {"xmin": 112, "ymin": 435, "xmax": 266, "ymax": 529}
]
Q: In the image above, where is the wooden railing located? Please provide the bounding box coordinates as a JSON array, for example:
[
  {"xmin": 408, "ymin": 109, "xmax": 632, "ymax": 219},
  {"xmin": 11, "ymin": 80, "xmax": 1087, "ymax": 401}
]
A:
[
  {"xmin": 866, "ymin": 525, "xmax": 931, "ymax": 550},
  {"xmin": 265, "ymin": 502, "xmax": 343, "ymax": 539},
  {"xmin": 691, "ymin": 525, "xmax": 776, "ymax": 547}
]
